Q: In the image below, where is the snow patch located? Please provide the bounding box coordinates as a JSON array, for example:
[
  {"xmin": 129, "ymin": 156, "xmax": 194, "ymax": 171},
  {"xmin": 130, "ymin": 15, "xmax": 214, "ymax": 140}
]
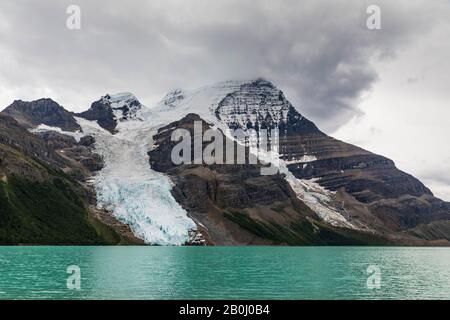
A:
[
  {"xmin": 29, "ymin": 124, "xmax": 84, "ymax": 142},
  {"xmin": 154, "ymin": 80, "xmax": 246, "ymax": 124},
  {"xmin": 284, "ymin": 154, "xmax": 318, "ymax": 164},
  {"xmin": 279, "ymin": 161, "xmax": 356, "ymax": 228}
]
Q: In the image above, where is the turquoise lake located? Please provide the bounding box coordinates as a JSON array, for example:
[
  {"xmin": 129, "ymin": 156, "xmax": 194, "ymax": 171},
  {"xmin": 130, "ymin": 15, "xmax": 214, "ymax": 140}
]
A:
[{"xmin": 0, "ymin": 246, "xmax": 449, "ymax": 300}]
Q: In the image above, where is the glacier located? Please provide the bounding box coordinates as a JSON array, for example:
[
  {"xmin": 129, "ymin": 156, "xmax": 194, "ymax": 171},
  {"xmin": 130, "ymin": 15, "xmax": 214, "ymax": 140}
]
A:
[{"xmin": 75, "ymin": 107, "xmax": 197, "ymax": 245}]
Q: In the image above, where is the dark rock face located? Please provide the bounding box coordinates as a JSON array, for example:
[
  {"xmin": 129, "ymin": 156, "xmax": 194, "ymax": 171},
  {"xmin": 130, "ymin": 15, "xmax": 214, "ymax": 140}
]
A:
[
  {"xmin": 279, "ymin": 122, "xmax": 450, "ymax": 231},
  {"xmin": 33, "ymin": 130, "xmax": 103, "ymax": 176},
  {"xmin": 77, "ymin": 99, "xmax": 117, "ymax": 133},
  {"xmin": 34, "ymin": 131, "xmax": 78, "ymax": 150},
  {"xmin": 369, "ymin": 195, "xmax": 450, "ymax": 231},
  {"xmin": 215, "ymin": 79, "xmax": 322, "ymax": 135},
  {"xmin": 77, "ymin": 93, "xmax": 143, "ymax": 133},
  {"xmin": 79, "ymin": 135, "xmax": 95, "ymax": 147},
  {"xmin": 2, "ymin": 98, "xmax": 81, "ymax": 132},
  {"xmin": 407, "ymin": 220, "xmax": 450, "ymax": 242},
  {"xmin": 0, "ymin": 114, "xmax": 68, "ymax": 176},
  {"xmin": 288, "ymin": 154, "xmax": 432, "ymax": 201},
  {"xmin": 62, "ymin": 146, "xmax": 104, "ymax": 173}
]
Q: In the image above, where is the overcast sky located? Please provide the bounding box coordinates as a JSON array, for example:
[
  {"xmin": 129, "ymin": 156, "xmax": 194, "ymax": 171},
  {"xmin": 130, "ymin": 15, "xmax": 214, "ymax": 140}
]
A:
[{"xmin": 0, "ymin": 0, "xmax": 449, "ymax": 199}]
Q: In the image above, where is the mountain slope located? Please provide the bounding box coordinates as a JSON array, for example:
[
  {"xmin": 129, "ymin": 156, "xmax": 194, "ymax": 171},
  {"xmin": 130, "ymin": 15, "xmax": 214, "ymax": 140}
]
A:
[
  {"xmin": 0, "ymin": 114, "xmax": 125, "ymax": 244},
  {"xmin": 77, "ymin": 93, "xmax": 145, "ymax": 133},
  {"xmin": 2, "ymin": 98, "xmax": 81, "ymax": 132}
]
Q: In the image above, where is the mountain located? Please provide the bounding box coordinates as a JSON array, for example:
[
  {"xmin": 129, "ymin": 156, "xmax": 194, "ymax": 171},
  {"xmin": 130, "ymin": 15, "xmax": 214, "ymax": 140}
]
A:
[
  {"xmin": 151, "ymin": 78, "xmax": 450, "ymax": 243},
  {"xmin": 1, "ymin": 78, "xmax": 450, "ymax": 245},
  {"xmin": 77, "ymin": 93, "xmax": 144, "ymax": 133},
  {"xmin": 211, "ymin": 79, "xmax": 450, "ymax": 232},
  {"xmin": 3, "ymin": 98, "xmax": 81, "ymax": 132},
  {"xmin": 148, "ymin": 113, "xmax": 390, "ymax": 245}
]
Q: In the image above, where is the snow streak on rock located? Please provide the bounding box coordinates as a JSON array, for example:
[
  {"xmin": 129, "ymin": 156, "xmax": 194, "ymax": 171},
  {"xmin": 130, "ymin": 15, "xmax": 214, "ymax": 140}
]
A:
[
  {"xmin": 281, "ymin": 167, "xmax": 356, "ymax": 228},
  {"xmin": 215, "ymin": 79, "xmax": 290, "ymax": 131},
  {"xmin": 254, "ymin": 146, "xmax": 355, "ymax": 228},
  {"xmin": 29, "ymin": 124, "xmax": 84, "ymax": 142}
]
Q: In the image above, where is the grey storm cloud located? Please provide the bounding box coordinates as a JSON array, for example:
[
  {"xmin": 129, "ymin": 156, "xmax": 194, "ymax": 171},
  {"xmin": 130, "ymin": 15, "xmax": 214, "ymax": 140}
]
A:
[{"xmin": 0, "ymin": 0, "xmax": 447, "ymax": 132}]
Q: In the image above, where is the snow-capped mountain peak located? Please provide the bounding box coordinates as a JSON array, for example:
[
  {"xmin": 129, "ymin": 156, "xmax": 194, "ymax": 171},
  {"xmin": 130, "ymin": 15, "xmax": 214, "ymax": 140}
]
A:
[
  {"xmin": 77, "ymin": 92, "xmax": 150, "ymax": 133},
  {"xmin": 101, "ymin": 92, "xmax": 144, "ymax": 122},
  {"xmin": 153, "ymin": 78, "xmax": 297, "ymax": 132},
  {"xmin": 159, "ymin": 88, "xmax": 185, "ymax": 109}
]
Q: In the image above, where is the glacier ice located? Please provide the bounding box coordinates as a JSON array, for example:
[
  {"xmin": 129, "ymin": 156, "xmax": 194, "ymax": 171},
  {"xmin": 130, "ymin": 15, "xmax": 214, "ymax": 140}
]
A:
[{"xmin": 75, "ymin": 109, "xmax": 197, "ymax": 245}]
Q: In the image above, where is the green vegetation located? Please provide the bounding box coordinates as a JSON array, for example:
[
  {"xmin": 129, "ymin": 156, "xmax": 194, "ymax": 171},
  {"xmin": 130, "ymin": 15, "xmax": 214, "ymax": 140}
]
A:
[
  {"xmin": 0, "ymin": 173, "xmax": 118, "ymax": 245},
  {"xmin": 225, "ymin": 211, "xmax": 314, "ymax": 245},
  {"xmin": 225, "ymin": 210, "xmax": 391, "ymax": 246}
]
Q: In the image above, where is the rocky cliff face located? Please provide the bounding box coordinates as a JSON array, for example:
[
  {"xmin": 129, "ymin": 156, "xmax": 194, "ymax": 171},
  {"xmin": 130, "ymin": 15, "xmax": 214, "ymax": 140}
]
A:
[
  {"xmin": 77, "ymin": 93, "xmax": 144, "ymax": 133},
  {"xmin": 215, "ymin": 79, "xmax": 322, "ymax": 136},
  {"xmin": 2, "ymin": 98, "xmax": 81, "ymax": 132}
]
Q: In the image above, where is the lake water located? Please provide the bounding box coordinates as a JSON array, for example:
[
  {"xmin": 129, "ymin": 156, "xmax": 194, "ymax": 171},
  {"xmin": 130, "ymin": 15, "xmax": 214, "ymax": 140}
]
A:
[{"xmin": 0, "ymin": 246, "xmax": 449, "ymax": 300}]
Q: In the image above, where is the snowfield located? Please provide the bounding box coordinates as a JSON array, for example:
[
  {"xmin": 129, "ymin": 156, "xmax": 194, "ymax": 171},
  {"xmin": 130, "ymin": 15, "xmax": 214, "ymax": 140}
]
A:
[{"xmin": 29, "ymin": 124, "xmax": 84, "ymax": 142}]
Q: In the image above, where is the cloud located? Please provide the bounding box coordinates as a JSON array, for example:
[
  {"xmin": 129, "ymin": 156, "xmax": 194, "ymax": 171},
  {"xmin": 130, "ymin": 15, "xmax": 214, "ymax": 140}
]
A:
[{"xmin": 0, "ymin": 0, "xmax": 447, "ymax": 131}]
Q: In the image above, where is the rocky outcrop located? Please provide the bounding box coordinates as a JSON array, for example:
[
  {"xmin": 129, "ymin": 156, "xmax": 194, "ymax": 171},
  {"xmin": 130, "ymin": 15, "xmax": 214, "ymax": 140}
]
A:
[
  {"xmin": 33, "ymin": 130, "xmax": 104, "ymax": 178},
  {"xmin": 216, "ymin": 79, "xmax": 322, "ymax": 136},
  {"xmin": 2, "ymin": 98, "xmax": 81, "ymax": 132},
  {"xmin": 77, "ymin": 99, "xmax": 117, "ymax": 133},
  {"xmin": 77, "ymin": 93, "xmax": 143, "ymax": 133},
  {"xmin": 0, "ymin": 114, "xmax": 68, "ymax": 177}
]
